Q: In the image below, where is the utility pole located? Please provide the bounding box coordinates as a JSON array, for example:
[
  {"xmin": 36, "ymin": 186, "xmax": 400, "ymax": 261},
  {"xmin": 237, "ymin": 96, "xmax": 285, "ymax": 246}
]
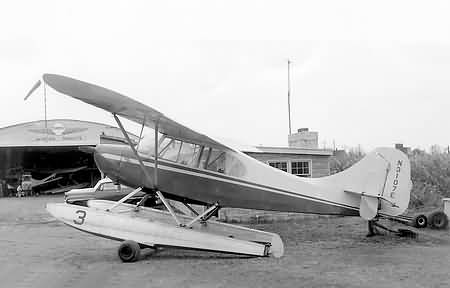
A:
[
  {"xmin": 287, "ymin": 59, "xmax": 292, "ymax": 136},
  {"xmin": 43, "ymin": 81, "xmax": 48, "ymax": 142}
]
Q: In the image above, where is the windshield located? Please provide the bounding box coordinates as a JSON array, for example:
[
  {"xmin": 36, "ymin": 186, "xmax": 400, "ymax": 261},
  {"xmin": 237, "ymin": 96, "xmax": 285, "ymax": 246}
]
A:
[
  {"xmin": 22, "ymin": 175, "xmax": 32, "ymax": 181},
  {"xmin": 136, "ymin": 133, "xmax": 157, "ymax": 156},
  {"xmin": 99, "ymin": 182, "xmax": 119, "ymax": 191}
]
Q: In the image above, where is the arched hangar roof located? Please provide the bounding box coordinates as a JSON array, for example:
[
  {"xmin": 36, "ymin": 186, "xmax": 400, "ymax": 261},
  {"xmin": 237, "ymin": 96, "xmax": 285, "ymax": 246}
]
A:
[{"xmin": 0, "ymin": 119, "xmax": 131, "ymax": 147}]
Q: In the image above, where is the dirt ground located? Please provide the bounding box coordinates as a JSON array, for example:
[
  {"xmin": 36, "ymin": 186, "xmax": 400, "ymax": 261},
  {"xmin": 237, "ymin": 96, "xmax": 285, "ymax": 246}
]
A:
[{"xmin": 0, "ymin": 195, "xmax": 449, "ymax": 288}]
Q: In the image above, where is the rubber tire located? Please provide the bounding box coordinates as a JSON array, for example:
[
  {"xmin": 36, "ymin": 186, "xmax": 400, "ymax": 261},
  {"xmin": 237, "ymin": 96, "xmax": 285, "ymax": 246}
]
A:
[
  {"xmin": 118, "ymin": 240, "xmax": 141, "ymax": 262},
  {"xmin": 428, "ymin": 211, "xmax": 449, "ymax": 230},
  {"xmin": 412, "ymin": 214, "xmax": 428, "ymax": 228}
]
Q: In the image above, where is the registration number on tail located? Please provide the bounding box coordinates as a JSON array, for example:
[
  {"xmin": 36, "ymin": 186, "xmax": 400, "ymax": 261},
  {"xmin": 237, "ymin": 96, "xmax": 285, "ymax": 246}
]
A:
[
  {"xmin": 390, "ymin": 160, "xmax": 403, "ymax": 198},
  {"xmin": 73, "ymin": 210, "xmax": 87, "ymax": 225}
]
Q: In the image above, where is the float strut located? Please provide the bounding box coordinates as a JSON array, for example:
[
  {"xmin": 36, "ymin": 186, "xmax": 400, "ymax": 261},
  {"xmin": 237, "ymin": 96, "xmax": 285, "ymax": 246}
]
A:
[
  {"xmin": 134, "ymin": 194, "xmax": 150, "ymax": 211},
  {"xmin": 185, "ymin": 203, "xmax": 219, "ymax": 228},
  {"xmin": 106, "ymin": 187, "xmax": 143, "ymax": 212},
  {"xmin": 156, "ymin": 190, "xmax": 183, "ymax": 226},
  {"xmin": 182, "ymin": 202, "xmax": 199, "ymax": 216}
]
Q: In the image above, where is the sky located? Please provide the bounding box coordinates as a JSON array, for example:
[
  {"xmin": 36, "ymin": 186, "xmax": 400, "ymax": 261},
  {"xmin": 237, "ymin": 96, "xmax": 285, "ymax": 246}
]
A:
[{"xmin": 1, "ymin": 0, "xmax": 450, "ymax": 151}]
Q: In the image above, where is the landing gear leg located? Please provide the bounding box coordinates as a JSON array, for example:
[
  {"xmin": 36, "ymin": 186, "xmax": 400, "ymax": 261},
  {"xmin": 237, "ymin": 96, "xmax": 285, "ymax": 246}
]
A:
[{"xmin": 367, "ymin": 220, "xmax": 379, "ymax": 237}]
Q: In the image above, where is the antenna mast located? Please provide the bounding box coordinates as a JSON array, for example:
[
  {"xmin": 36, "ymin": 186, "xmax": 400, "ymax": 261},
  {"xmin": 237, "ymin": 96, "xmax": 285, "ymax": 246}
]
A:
[
  {"xmin": 43, "ymin": 81, "xmax": 48, "ymax": 141},
  {"xmin": 287, "ymin": 59, "xmax": 292, "ymax": 135}
]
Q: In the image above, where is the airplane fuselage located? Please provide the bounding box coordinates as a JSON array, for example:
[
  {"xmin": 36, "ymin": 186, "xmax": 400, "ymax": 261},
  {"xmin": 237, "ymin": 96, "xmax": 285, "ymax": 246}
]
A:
[{"xmin": 93, "ymin": 144, "xmax": 360, "ymax": 216}]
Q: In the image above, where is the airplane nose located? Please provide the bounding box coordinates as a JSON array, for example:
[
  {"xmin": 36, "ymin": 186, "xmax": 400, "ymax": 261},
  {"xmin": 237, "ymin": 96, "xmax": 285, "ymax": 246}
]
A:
[{"xmin": 93, "ymin": 144, "xmax": 123, "ymax": 180}]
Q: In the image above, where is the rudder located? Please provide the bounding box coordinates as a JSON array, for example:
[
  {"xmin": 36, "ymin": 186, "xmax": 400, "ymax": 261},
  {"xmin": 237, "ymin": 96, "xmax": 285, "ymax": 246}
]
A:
[
  {"xmin": 375, "ymin": 147, "xmax": 412, "ymax": 217},
  {"xmin": 320, "ymin": 147, "xmax": 412, "ymax": 219}
]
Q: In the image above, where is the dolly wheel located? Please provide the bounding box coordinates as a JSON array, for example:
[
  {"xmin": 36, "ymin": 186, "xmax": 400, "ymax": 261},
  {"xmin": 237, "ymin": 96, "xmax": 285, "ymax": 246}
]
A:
[
  {"xmin": 412, "ymin": 214, "xmax": 428, "ymax": 228},
  {"xmin": 118, "ymin": 240, "xmax": 141, "ymax": 262},
  {"xmin": 429, "ymin": 211, "xmax": 449, "ymax": 230}
]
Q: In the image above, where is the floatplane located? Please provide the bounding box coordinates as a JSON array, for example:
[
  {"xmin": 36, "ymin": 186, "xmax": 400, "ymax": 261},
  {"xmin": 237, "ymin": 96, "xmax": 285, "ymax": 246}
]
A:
[{"xmin": 40, "ymin": 74, "xmax": 413, "ymax": 262}]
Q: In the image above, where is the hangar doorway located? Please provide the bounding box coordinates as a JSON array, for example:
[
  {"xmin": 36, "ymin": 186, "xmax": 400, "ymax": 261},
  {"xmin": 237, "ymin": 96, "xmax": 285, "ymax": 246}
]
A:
[
  {"xmin": 0, "ymin": 146, "xmax": 99, "ymax": 197},
  {"xmin": 0, "ymin": 119, "xmax": 137, "ymax": 197}
]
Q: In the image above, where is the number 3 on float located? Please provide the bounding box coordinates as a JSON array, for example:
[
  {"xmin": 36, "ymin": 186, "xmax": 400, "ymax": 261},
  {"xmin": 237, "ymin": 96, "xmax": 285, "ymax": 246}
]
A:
[{"xmin": 73, "ymin": 210, "xmax": 87, "ymax": 225}]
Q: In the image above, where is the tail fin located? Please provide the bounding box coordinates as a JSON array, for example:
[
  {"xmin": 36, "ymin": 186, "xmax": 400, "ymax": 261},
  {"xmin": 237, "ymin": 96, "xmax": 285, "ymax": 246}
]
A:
[{"xmin": 327, "ymin": 148, "xmax": 412, "ymax": 220}]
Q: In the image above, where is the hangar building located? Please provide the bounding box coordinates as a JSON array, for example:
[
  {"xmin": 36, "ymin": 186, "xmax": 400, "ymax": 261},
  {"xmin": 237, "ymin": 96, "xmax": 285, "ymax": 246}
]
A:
[{"xmin": 0, "ymin": 119, "xmax": 134, "ymax": 197}]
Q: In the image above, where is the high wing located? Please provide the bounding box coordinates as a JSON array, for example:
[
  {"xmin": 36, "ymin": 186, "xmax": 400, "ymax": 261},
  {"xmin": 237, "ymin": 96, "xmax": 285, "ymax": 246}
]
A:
[
  {"xmin": 30, "ymin": 166, "xmax": 88, "ymax": 192},
  {"xmin": 28, "ymin": 166, "xmax": 87, "ymax": 175},
  {"xmin": 51, "ymin": 166, "xmax": 88, "ymax": 175},
  {"xmin": 43, "ymin": 74, "xmax": 231, "ymax": 151},
  {"xmin": 31, "ymin": 175, "xmax": 63, "ymax": 187}
]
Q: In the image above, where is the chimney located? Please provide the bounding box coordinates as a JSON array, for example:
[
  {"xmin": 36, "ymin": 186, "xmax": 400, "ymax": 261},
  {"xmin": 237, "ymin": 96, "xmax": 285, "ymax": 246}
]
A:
[{"xmin": 288, "ymin": 128, "xmax": 318, "ymax": 149}]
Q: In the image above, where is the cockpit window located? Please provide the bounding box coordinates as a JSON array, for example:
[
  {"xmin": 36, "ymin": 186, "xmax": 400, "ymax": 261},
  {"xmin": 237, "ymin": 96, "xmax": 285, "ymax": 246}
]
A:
[
  {"xmin": 138, "ymin": 134, "xmax": 246, "ymax": 177},
  {"xmin": 199, "ymin": 147, "xmax": 211, "ymax": 168},
  {"xmin": 158, "ymin": 137, "xmax": 172, "ymax": 156},
  {"xmin": 178, "ymin": 143, "xmax": 201, "ymax": 165},
  {"xmin": 206, "ymin": 149, "xmax": 226, "ymax": 173},
  {"xmin": 159, "ymin": 139, "xmax": 182, "ymax": 162},
  {"xmin": 205, "ymin": 148, "xmax": 245, "ymax": 177}
]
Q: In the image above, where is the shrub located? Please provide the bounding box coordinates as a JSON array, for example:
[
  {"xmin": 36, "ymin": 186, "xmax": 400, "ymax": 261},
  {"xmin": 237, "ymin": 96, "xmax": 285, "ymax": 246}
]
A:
[{"xmin": 409, "ymin": 149, "xmax": 450, "ymax": 208}]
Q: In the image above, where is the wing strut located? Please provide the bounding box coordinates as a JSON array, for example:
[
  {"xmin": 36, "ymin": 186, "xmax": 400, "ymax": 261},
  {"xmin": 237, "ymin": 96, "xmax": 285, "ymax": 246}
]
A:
[
  {"xmin": 112, "ymin": 113, "xmax": 154, "ymax": 189},
  {"xmin": 112, "ymin": 114, "xmax": 183, "ymax": 225},
  {"xmin": 136, "ymin": 116, "xmax": 146, "ymax": 150},
  {"xmin": 154, "ymin": 120, "xmax": 159, "ymax": 189}
]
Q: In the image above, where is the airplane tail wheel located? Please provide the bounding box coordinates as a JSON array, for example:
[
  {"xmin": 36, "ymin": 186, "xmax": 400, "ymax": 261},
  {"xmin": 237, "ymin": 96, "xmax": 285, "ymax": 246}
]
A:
[
  {"xmin": 412, "ymin": 214, "xmax": 428, "ymax": 228},
  {"xmin": 118, "ymin": 240, "xmax": 141, "ymax": 262},
  {"xmin": 429, "ymin": 211, "xmax": 449, "ymax": 230}
]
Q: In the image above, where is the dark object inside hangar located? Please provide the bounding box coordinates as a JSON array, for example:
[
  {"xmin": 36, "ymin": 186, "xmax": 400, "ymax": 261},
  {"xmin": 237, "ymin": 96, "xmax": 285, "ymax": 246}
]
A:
[{"xmin": 0, "ymin": 146, "xmax": 100, "ymax": 197}]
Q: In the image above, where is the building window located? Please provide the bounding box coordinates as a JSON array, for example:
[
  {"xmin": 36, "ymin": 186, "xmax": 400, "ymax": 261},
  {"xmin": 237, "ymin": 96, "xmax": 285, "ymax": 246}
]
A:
[
  {"xmin": 291, "ymin": 161, "xmax": 311, "ymax": 177},
  {"xmin": 268, "ymin": 161, "xmax": 288, "ymax": 172}
]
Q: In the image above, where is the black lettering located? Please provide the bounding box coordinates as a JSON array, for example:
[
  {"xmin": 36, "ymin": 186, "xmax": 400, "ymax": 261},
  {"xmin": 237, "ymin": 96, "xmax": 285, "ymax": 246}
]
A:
[{"xmin": 73, "ymin": 210, "xmax": 87, "ymax": 225}]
